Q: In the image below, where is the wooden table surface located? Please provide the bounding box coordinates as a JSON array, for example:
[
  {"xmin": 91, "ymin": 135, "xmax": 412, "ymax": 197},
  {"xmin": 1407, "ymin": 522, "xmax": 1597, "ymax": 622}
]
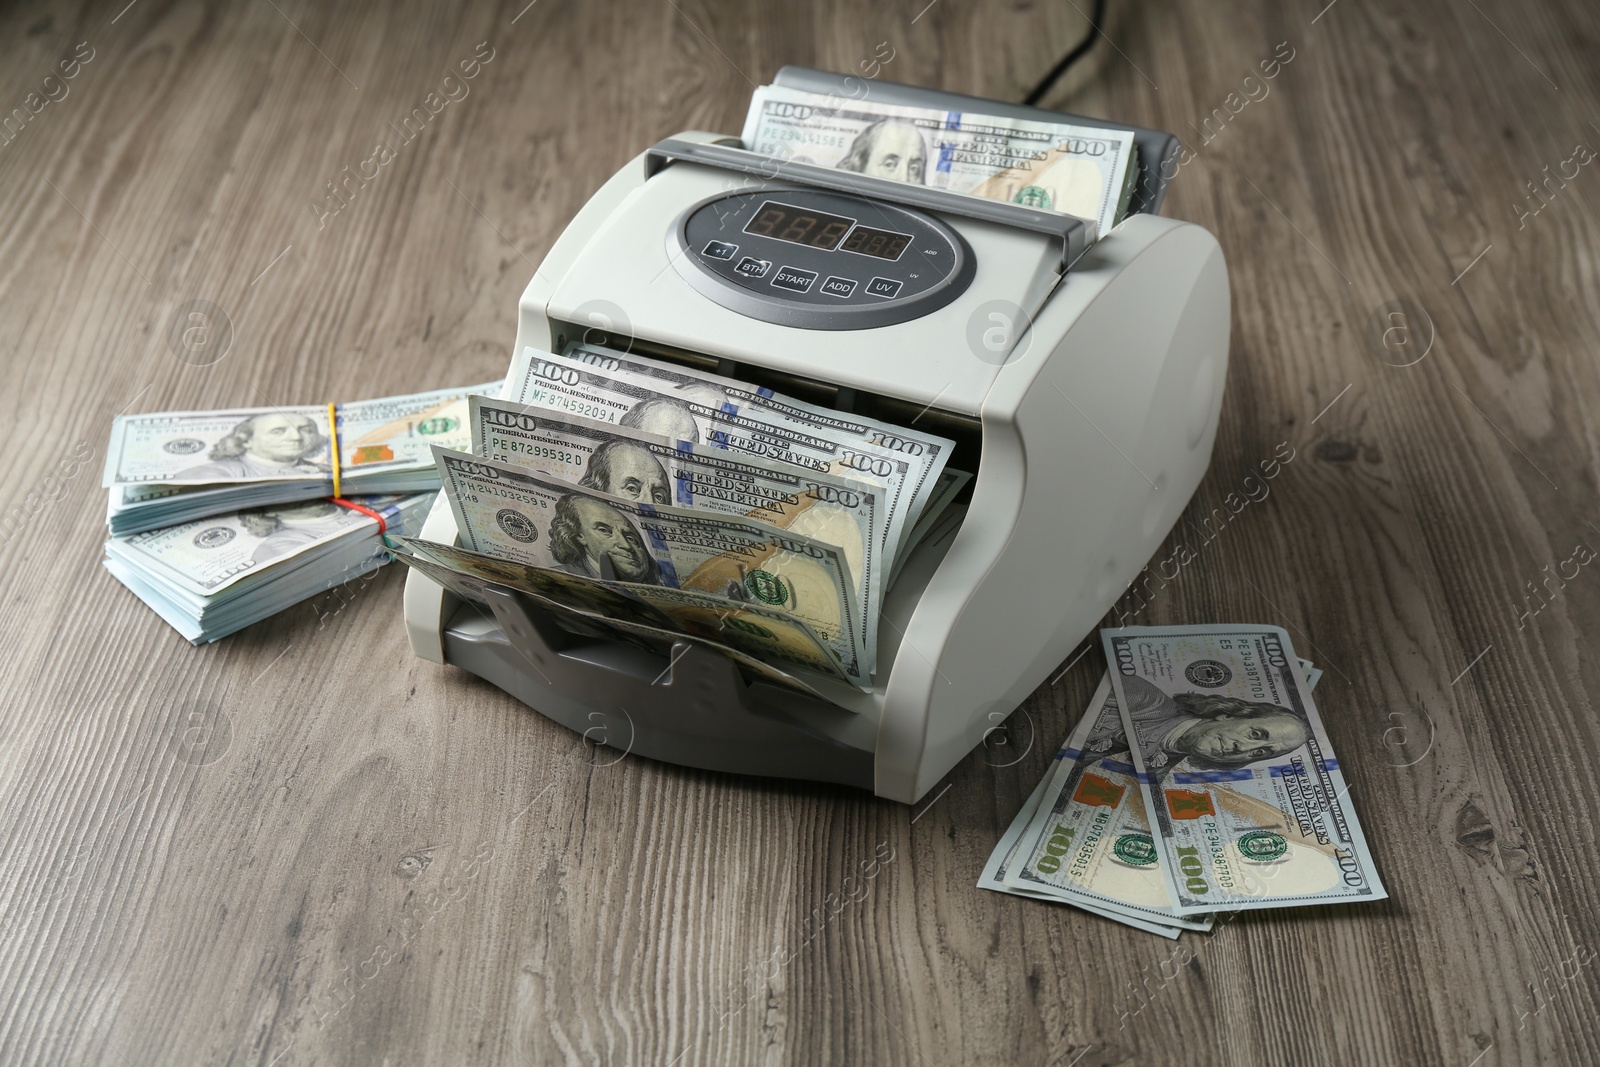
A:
[{"xmin": 4, "ymin": 1, "xmax": 1599, "ymax": 1064}]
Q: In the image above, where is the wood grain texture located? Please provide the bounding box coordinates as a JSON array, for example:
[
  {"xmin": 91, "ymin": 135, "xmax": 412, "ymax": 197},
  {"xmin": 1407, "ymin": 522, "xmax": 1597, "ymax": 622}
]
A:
[{"xmin": 2, "ymin": 1, "xmax": 1599, "ymax": 1064}]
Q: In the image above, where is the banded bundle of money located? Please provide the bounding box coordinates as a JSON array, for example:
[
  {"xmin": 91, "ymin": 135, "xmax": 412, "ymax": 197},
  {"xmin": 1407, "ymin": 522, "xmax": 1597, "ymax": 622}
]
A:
[
  {"xmin": 740, "ymin": 85, "xmax": 1140, "ymax": 235},
  {"xmin": 103, "ymin": 382, "xmax": 499, "ymax": 535},
  {"xmin": 983, "ymin": 624, "xmax": 1385, "ymax": 936},
  {"xmin": 102, "ymin": 492, "xmax": 436, "ymax": 643}
]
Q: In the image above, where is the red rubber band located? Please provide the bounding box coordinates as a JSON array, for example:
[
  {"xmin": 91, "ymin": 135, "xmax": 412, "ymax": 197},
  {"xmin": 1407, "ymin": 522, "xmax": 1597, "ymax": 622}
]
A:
[{"xmin": 332, "ymin": 496, "xmax": 386, "ymax": 534}]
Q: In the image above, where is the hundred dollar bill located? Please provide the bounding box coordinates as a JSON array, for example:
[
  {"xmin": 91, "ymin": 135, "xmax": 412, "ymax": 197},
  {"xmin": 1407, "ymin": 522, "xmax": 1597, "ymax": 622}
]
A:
[
  {"xmin": 469, "ymin": 393, "xmax": 884, "ymax": 626},
  {"xmin": 387, "ymin": 539, "xmax": 830, "ymax": 698},
  {"xmin": 433, "ymin": 446, "xmax": 869, "ymax": 683},
  {"xmin": 104, "ymin": 382, "xmax": 498, "ymax": 488},
  {"xmin": 503, "ymin": 345, "xmax": 952, "ymax": 567},
  {"xmin": 740, "ymin": 85, "xmax": 1138, "ymax": 233},
  {"xmin": 393, "ymin": 536, "xmax": 856, "ymax": 688},
  {"xmin": 981, "ymin": 759, "xmax": 1183, "ymax": 940},
  {"xmin": 1102, "ymin": 624, "xmax": 1386, "ymax": 914},
  {"xmin": 1002, "ymin": 675, "xmax": 1215, "ymax": 932}
]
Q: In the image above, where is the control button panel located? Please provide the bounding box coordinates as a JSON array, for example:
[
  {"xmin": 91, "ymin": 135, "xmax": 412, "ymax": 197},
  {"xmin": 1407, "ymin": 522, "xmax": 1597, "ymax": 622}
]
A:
[{"xmin": 672, "ymin": 186, "xmax": 975, "ymax": 331}]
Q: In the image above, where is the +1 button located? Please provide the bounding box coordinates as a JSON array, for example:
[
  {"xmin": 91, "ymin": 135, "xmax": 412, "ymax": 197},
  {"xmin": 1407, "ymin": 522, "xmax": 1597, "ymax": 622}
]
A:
[{"xmin": 819, "ymin": 276, "xmax": 857, "ymax": 298}]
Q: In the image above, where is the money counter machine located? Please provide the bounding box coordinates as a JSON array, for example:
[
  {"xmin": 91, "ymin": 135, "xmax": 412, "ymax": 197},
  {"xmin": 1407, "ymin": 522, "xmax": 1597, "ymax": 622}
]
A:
[{"xmin": 404, "ymin": 68, "xmax": 1230, "ymax": 803}]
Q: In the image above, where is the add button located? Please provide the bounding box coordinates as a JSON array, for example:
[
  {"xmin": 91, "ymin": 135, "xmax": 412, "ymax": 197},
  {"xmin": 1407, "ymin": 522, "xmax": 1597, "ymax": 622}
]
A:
[{"xmin": 819, "ymin": 276, "xmax": 857, "ymax": 299}]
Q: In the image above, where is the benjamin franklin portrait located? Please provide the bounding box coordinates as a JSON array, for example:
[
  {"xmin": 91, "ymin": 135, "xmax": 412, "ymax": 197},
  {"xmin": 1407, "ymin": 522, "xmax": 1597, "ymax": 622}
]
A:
[
  {"xmin": 1091, "ymin": 675, "xmax": 1310, "ymax": 780},
  {"xmin": 836, "ymin": 118, "xmax": 928, "ymax": 184},
  {"xmin": 180, "ymin": 412, "xmax": 330, "ymax": 480},
  {"xmin": 549, "ymin": 494, "xmax": 660, "ymax": 585},
  {"xmin": 581, "ymin": 440, "xmax": 671, "ymax": 506}
]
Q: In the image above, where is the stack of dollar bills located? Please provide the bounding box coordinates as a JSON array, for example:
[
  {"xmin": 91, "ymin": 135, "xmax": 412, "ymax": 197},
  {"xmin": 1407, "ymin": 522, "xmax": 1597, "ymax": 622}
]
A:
[
  {"xmin": 396, "ymin": 343, "xmax": 972, "ymax": 693},
  {"xmin": 740, "ymin": 84, "xmax": 1141, "ymax": 235},
  {"xmin": 103, "ymin": 492, "xmax": 436, "ymax": 643},
  {"xmin": 103, "ymin": 382, "xmax": 497, "ymax": 536},
  {"xmin": 982, "ymin": 624, "xmax": 1385, "ymax": 938},
  {"xmin": 100, "ymin": 382, "xmax": 491, "ymax": 642}
]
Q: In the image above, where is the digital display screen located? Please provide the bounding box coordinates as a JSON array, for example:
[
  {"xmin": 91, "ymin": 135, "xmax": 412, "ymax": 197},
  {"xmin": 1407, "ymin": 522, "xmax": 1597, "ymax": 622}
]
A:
[
  {"xmin": 743, "ymin": 202, "xmax": 856, "ymax": 250},
  {"xmin": 840, "ymin": 225, "xmax": 912, "ymax": 261}
]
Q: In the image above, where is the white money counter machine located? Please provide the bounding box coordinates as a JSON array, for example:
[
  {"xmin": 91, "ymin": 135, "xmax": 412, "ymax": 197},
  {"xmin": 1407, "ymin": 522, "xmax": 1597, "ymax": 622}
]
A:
[{"xmin": 404, "ymin": 68, "xmax": 1230, "ymax": 802}]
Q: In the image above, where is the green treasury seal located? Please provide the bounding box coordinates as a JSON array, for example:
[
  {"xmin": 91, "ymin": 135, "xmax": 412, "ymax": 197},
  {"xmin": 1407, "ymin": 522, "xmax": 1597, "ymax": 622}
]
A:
[
  {"xmin": 744, "ymin": 569, "xmax": 789, "ymax": 606},
  {"xmin": 1237, "ymin": 830, "xmax": 1289, "ymax": 862},
  {"xmin": 1112, "ymin": 832, "xmax": 1157, "ymax": 867},
  {"xmin": 1013, "ymin": 185, "xmax": 1054, "ymax": 210}
]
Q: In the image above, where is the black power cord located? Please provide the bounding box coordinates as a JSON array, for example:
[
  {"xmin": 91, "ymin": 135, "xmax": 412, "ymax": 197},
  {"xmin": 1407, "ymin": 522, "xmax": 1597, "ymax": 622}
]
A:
[{"xmin": 1022, "ymin": 0, "xmax": 1111, "ymax": 106}]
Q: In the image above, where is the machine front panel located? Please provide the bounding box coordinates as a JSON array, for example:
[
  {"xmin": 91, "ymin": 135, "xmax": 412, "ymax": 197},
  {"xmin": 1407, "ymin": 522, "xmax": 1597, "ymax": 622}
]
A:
[
  {"xmin": 545, "ymin": 162, "xmax": 1065, "ymax": 414},
  {"xmin": 670, "ymin": 188, "xmax": 975, "ymax": 330}
]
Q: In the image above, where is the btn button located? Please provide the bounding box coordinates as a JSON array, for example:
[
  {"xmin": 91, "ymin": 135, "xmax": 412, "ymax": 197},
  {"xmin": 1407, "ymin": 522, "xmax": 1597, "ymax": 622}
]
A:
[
  {"xmin": 864, "ymin": 277, "xmax": 903, "ymax": 299},
  {"xmin": 734, "ymin": 256, "xmax": 771, "ymax": 279},
  {"xmin": 702, "ymin": 240, "xmax": 738, "ymax": 260},
  {"xmin": 771, "ymin": 266, "xmax": 818, "ymax": 293},
  {"xmin": 819, "ymin": 276, "xmax": 857, "ymax": 299}
]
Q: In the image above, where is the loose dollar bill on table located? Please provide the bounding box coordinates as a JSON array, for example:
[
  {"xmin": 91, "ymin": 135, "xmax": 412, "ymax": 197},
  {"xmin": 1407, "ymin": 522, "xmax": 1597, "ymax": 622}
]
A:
[
  {"xmin": 390, "ymin": 535, "xmax": 855, "ymax": 689},
  {"xmin": 740, "ymin": 84, "xmax": 1139, "ymax": 234},
  {"xmin": 386, "ymin": 538, "xmax": 833, "ymax": 698},
  {"xmin": 982, "ymin": 752, "xmax": 1184, "ymax": 940},
  {"xmin": 502, "ymin": 344, "xmax": 957, "ymax": 569},
  {"xmin": 988, "ymin": 660, "xmax": 1320, "ymax": 937},
  {"xmin": 1000, "ymin": 675, "xmax": 1215, "ymax": 934},
  {"xmin": 1103, "ymin": 624, "xmax": 1386, "ymax": 915},
  {"xmin": 468, "ymin": 393, "xmax": 885, "ymax": 624},
  {"xmin": 432, "ymin": 446, "xmax": 871, "ymax": 685},
  {"xmin": 104, "ymin": 382, "xmax": 498, "ymax": 534}
]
